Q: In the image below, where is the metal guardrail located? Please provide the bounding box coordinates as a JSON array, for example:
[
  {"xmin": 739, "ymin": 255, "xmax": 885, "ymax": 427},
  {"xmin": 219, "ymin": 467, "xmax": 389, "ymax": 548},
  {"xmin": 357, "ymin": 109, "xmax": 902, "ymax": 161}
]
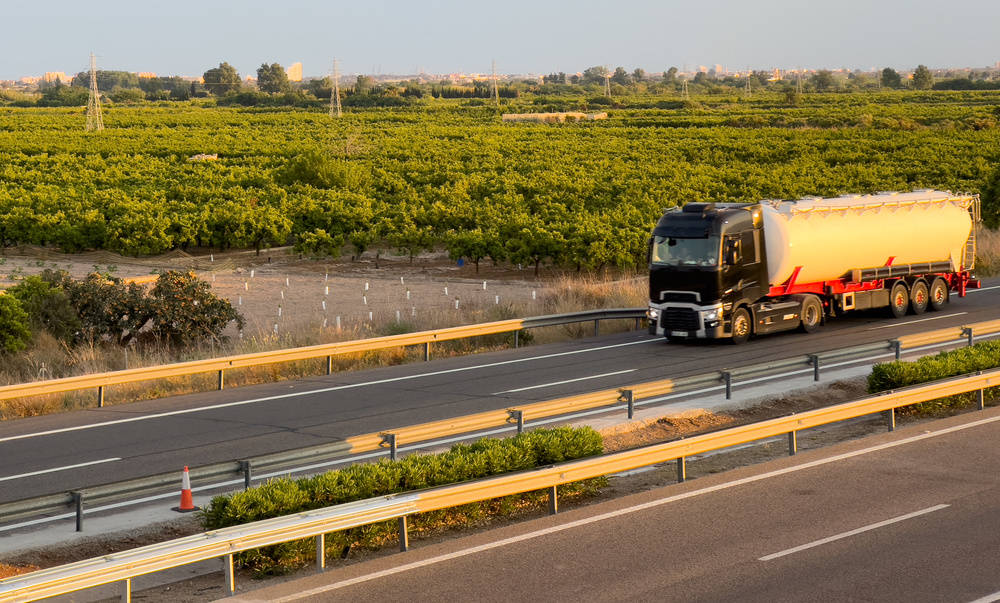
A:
[
  {"xmin": 3, "ymin": 367, "xmax": 998, "ymax": 602},
  {"xmin": 3, "ymin": 316, "xmax": 999, "ymax": 530},
  {"xmin": 0, "ymin": 308, "xmax": 645, "ymax": 405}
]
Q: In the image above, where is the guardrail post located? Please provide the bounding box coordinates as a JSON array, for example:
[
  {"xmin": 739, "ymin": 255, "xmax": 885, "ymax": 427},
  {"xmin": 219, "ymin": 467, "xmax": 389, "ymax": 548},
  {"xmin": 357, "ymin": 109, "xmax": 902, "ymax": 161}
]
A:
[
  {"xmin": 977, "ymin": 371, "xmax": 985, "ymax": 410},
  {"xmin": 380, "ymin": 433, "xmax": 398, "ymax": 461},
  {"xmin": 398, "ymin": 516, "xmax": 409, "ymax": 551},
  {"xmin": 507, "ymin": 409, "xmax": 524, "ymax": 434},
  {"xmin": 722, "ymin": 372, "xmax": 732, "ymax": 400},
  {"xmin": 223, "ymin": 553, "xmax": 235, "ymax": 596},
  {"xmin": 239, "ymin": 460, "xmax": 252, "ymax": 490},
  {"xmin": 514, "ymin": 330, "xmax": 520, "ymax": 348},
  {"xmin": 891, "ymin": 339, "xmax": 901, "ymax": 361},
  {"xmin": 120, "ymin": 577, "xmax": 131, "ymax": 603},
  {"xmin": 548, "ymin": 485, "xmax": 558, "ymax": 515},
  {"xmin": 885, "ymin": 408, "xmax": 895, "ymax": 432},
  {"xmin": 619, "ymin": 389, "xmax": 635, "ymax": 419},
  {"xmin": 809, "ymin": 355, "xmax": 820, "ymax": 382},
  {"xmin": 424, "ymin": 342, "xmax": 430, "ymax": 361},
  {"xmin": 788, "ymin": 431, "xmax": 797, "ymax": 456},
  {"xmin": 217, "ymin": 369, "xmax": 225, "ymax": 391},
  {"xmin": 963, "ymin": 327, "xmax": 974, "ymax": 347},
  {"xmin": 676, "ymin": 457, "xmax": 686, "ymax": 483},
  {"xmin": 316, "ymin": 534, "xmax": 326, "ymax": 571},
  {"xmin": 72, "ymin": 491, "xmax": 83, "ymax": 532},
  {"xmin": 634, "ymin": 317, "xmax": 640, "ymax": 330},
  {"xmin": 97, "ymin": 386, "xmax": 104, "ymax": 408},
  {"xmin": 326, "ymin": 355, "xmax": 333, "ymax": 376}
]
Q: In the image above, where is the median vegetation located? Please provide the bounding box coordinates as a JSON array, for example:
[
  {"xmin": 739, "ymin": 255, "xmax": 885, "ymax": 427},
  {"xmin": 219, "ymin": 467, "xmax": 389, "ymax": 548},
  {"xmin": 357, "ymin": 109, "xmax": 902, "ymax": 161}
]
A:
[
  {"xmin": 867, "ymin": 341, "xmax": 1000, "ymax": 414},
  {"xmin": 199, "ymin": 427, "xmax": 606, "ymax": 576}
]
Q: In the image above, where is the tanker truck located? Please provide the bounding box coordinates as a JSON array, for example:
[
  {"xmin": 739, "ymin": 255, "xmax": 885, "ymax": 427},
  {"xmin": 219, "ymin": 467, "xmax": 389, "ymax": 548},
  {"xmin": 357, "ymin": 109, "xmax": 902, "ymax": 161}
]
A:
[{"xmin": 646, "ymin": 190, "xmax": 980, "ymax": 344}]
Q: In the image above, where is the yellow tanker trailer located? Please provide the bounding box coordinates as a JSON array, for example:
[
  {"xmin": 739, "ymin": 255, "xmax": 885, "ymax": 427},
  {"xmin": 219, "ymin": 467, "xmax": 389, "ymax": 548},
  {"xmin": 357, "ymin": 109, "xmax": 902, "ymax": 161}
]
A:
[{"xmin": 647, "ymin": 190, "xmax": 980, "ymax": 343}]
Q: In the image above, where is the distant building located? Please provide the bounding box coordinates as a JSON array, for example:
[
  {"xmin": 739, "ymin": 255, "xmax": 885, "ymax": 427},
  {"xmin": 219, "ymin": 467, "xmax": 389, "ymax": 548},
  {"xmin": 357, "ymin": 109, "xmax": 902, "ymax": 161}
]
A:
[
  {"xmin": 286, "ymin": 62, "xmax": 303, "ymax": 82},
  {"xmin": 42, "ymin": 72, "xmax": 68, "ymax": 83},
  {"xmin": 136, "ymin": 72, "xmax": 157, "ymax": 79}
]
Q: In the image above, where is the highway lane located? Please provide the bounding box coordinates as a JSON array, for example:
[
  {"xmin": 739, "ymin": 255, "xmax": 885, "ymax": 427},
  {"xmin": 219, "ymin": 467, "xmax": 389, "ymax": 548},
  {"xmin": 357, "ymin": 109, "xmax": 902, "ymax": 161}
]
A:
[
  {"xmin": 233, "ymin": 404, "xmax": 1000, "ymax": 603},
  {"xmin": 1, "ymin": 280, "xmax": 999, "ymax": 502}
]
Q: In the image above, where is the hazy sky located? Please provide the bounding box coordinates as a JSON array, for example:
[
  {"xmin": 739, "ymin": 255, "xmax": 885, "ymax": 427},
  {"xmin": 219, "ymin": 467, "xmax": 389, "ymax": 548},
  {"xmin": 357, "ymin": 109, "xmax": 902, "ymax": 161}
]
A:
[{"xmin": 3, "ymin": 0, "xmax": 998, "ymax": 80}]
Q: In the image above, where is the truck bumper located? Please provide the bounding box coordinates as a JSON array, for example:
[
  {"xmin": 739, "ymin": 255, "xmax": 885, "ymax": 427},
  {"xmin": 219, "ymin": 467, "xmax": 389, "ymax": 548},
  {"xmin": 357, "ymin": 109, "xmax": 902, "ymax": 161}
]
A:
[{"xmin": 647, "ymin": 302, "xmax": 726, "ymax": 339}]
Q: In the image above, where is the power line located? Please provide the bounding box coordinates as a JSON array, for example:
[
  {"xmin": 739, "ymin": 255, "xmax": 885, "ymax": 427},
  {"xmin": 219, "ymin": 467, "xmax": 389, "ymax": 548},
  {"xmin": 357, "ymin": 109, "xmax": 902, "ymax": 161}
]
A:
[{"xmin": 85, "ymin": 52, "xmax": 103, "ymax": 132}]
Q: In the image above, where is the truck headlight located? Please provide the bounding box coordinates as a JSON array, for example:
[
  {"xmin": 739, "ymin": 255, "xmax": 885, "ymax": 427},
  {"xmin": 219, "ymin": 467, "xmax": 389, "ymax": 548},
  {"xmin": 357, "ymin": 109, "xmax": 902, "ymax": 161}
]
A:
[
  {"xmin": 703, "ymin": 310, "xmax": 719, "ymax": 321},
  {"xmin": 647, "ymin": 307, "xmax": 659, "ymax": 320}
]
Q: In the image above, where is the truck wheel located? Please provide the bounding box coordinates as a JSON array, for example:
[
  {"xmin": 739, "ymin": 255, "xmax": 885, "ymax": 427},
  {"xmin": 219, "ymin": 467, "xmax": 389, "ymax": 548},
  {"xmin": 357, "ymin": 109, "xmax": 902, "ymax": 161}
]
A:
[
  {"xmin": 798, "ymin": 295, "xmax": 823, "ymax": 333},
  {"xmin": 888, "ymin": 281, "xmax": 909, "ymax": 318},
  {"xmin": 929, "ymin": 278, "xmax": 949, "ymax": 311},
  {"xmin": 729, "ymin": 307, "xmax": 751, "ymax": 344},
  {"xmin": 909, "ymin": 280, "xmax": 929, "ymax": 315}
]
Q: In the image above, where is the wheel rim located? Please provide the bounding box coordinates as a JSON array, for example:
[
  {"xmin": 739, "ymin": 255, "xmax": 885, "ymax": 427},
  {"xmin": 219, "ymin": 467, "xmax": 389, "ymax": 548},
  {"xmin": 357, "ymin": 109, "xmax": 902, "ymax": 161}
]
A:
[
  {"xmin": 894, "ymin": 292, "xmax": 906, "ymax": 309},
  {"xmin": 914, "ymin": 289, "xmax": 926, "ymax": 305},
  {"xmin": 734, "ymin": 314, "xmax": 748, "ymax": 337},
  {"xmin": 933, "ymin": 286, "xmax": 945, "ymax": 304},
  {"xmin": 805, "ymin": 305, "xmax": 818, "ymax": 325}
]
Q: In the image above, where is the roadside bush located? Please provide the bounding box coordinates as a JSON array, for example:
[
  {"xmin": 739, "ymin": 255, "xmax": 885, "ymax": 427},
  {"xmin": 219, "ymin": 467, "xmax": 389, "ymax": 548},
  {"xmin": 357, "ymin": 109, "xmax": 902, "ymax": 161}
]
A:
[
  {"xmin": 867, "ymin": 341, "xmax": 1000, "ymax": 415},
  {"xmin": 7, "ymin": 276, "xmax": 81, "ymax": 342},
  {"xmin": 200, "ymin": 427, "xmax": 605, "ymax": 576},
  {"xmin": 0, "ymin": 295, "xmax": 31, "ymax": 354}
]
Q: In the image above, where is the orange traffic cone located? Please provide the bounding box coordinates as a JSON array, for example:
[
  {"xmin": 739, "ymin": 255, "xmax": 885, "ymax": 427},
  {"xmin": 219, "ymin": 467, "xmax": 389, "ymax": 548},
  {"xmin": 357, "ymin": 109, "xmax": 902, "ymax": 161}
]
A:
[{"xmin": 172, "ymin": 466, "xmax": 199, "ymax": 512}]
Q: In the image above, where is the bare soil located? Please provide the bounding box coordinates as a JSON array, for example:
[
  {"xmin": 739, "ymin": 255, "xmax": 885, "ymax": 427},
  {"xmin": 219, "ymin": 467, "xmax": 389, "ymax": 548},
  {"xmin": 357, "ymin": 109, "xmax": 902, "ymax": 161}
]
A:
[{"xmin": 1, "ymin": 376, "xmax": 922, "ymax": 601}]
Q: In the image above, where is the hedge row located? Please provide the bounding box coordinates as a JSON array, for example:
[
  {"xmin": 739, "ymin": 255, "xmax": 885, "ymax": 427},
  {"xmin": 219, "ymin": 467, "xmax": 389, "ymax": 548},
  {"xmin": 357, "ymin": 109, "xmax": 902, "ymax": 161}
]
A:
[
  {"xmin": 867, "ymin": 340, "xmax": 1000, "ymax": 415},
  {"xmin": 200, "ymin": 427, "xmax": 605, "ymax": 576}
]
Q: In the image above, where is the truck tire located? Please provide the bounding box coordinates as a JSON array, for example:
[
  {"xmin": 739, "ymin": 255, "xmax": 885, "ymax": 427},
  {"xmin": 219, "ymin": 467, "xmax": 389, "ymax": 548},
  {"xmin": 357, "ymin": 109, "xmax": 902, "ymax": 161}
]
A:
[
  {"xmin": 909, "ymin": 280, "xmax": 929, "ymax": 314},
  {"xmin": 798, "ymin": 295, "xmax": 823, "ymax": 333},
  {"xmin": 888, "ymin": 281, "xmax": 909, "ymax": 318},
  {"xmin": 929, "ymin": 278, "xmax": 949, "ymax": 311},
  {"xmin": 729, "ymin": 307, "xmax": 752, "ymax": 344}
]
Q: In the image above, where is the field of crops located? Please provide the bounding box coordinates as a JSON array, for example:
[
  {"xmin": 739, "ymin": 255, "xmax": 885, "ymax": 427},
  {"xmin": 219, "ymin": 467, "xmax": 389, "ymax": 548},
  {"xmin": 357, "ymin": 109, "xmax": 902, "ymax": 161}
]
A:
[{"xmin": 1, "ymin": 91, "xmax": 998, "ymax": 270}]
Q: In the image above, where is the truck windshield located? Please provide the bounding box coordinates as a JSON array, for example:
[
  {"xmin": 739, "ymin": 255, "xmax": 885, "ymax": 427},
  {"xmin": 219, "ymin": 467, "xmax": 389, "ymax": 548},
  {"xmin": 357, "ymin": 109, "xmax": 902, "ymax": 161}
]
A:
[{"xmin": 651, "ymin": 235, "xmax": 720, "ymax": 267}]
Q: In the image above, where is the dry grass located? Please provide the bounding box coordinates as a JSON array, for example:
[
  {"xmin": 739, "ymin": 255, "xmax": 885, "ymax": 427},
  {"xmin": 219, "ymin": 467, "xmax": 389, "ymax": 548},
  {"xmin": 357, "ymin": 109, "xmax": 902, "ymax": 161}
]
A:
[
  {"xmin": 0, "ymin": 562, "xmax": 39, "ymax": 578},
  {"xmin": 0, "ymin": 273, "xmax": 648, "ymax": 420},
  {"xmin": 976, "ymin": 226, "xmax": 1000, "ymax": 276}
]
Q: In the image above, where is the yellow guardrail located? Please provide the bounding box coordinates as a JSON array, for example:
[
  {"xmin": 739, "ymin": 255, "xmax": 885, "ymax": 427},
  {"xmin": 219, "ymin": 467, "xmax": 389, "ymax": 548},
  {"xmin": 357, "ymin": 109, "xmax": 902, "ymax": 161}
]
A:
[
  {"xmin": 3, "ymin": 367, "xmax": 997, "ymax": 602},
  {"xmin": 896, "ymin": 318, "xmax": 1000, "ymax": 349},
  {"xmin": 0, "ymin": 318, "xmax": 526, "ymax": 403}
]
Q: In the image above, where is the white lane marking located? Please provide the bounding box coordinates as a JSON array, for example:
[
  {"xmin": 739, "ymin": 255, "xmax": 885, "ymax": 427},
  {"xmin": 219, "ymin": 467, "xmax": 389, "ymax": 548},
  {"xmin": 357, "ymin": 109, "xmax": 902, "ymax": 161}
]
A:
[
  {"xmin": 866, "ymin": 312, "xmax": 966, "ymax": 330},
  {"xmin": 260, "ymin": 413, "xmax": 1000, "ymax": 602},
  {"xmin": 968, "ymin": 590, "xmax": 1000, "ymax": 603},
  {"xmin": 493, "ymin": 369, "xmax": 636, "ymax": 394},
  {"xmin": 967, "ymin": 285, "xmax": 1000, "ymax": 294},
  {"xmin": 0, "ymin": 457, "xmax": 120, "ymax": 482},
  {"xmin": 757, "ymin": 504, "xmax": 949, "ymax": 561},
  {"xmin": 0, "ymin": 338, "xmax": 657, "ymax": 445}
]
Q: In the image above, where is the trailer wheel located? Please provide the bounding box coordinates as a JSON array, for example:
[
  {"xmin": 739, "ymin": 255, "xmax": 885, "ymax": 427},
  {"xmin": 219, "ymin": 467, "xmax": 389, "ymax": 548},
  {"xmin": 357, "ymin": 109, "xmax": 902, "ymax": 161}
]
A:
[
  {"xmin": 798, "ymin": 295, "xmax": 823, "ymax": 333},
  {"xmin": 729, "ymin": 307, "xmax": 751, "ymax": 345},
  {"xmin": 929, "ymin": 278, "xmax": 949, "ymax": 311},
  {"xmin": 909, "ymin": 280, "xmax": 929, "ymax": 315},
  {"xmin": 888, "ymin": 281, "xmax": 909, "ymax": 318}
]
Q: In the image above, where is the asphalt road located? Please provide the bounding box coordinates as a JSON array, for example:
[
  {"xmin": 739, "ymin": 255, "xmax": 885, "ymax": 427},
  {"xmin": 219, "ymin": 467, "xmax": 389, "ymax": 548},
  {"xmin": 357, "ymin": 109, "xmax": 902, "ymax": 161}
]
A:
[
  {"xmin": 232, "ymin": 404, "xmax": 1000, "ymax": 603},
  {"xmin": 1, "ymin": 280, "xmax": 999, "ymax": 502}
]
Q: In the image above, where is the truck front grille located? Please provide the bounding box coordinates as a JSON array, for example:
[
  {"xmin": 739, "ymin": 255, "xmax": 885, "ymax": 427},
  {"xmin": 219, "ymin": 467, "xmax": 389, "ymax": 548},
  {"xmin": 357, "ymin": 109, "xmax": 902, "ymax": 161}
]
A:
[{"xmin": 660, "ymin": 308, "xmax": 701, "ymax": 332}]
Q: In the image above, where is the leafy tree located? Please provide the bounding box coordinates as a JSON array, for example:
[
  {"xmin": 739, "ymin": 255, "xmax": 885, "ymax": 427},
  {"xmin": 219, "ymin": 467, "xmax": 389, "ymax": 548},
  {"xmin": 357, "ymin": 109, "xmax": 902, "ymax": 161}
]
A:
[
  {"xmin": 810, "ymin": 70, "xmax": 835, "ymax": 92},
  {"xmin": 632, "ymin": 68, "xmax": 647, "ymax": 83},
  {"xmin": 257, "ymin": 63, "xmax": 291, "ymax": 93},
  {"xmin": 148, "ymin": 271, "xmax": 244, "ymax": 345},
  {"xmin": 37, "ymin": 85, "xmax": 89, "ymax": 107},
  {"xmin": 52, "ymin": 272, "xmax": 153, "ymax": 346},
  {"xmin": 611, "ymin": 67, "xmax": 630, "ymax": 85},
  {"xmin": 582, "ymin": 66, "xmax": 609, "ymax": 84},
  {"xmin": 110, "ymin": 87, "xmax": 146, "ymax": 103},
  {"xmin": 8, "ymin": 276, "xmax": 81, "ymax": 342},
  {"xmin": 355, "ymin": 75, "xmax": 375, "ymax": 94},
  {"xmin": 308, "ymin": 76, "xmax": 332, "ymax": 98},
  {"xmin": 881, "ymin": 67, "xmax": 902, "ymax": 88},
  {"xmin": 0, "ymin": 295, "xmax": 31, "ymax": 354},
  {"xmin": 295, "ymin": 228, "xmax": 344, "ymax": 257},
  {"xmin": 444, "ymin": 229, "xmax": 490, "ymax": 273},
  {"xmin": 662, "ymin": 67, "xmax": 678, "ymax": 85},
  {"xmin": 203, "ymin": 62, "xmax": 242, "ymax": 95},
  {"xmin": 912, "ymin": 65, "xmax": 934, "ymax": 90}
]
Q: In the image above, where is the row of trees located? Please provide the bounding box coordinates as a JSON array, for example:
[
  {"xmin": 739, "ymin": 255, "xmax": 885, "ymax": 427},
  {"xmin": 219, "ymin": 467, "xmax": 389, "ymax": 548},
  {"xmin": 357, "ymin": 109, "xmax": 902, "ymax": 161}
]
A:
[{"xmin": 0, "ymin": 271, "xmax": 243, "ymax": 354}]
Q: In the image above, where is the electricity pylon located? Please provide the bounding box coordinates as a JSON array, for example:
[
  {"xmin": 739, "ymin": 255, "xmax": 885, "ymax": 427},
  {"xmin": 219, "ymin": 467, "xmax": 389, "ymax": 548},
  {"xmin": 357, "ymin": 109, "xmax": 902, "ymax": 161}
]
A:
[
  {"xmin": 85, "ymin": 53, "xmax": 103, "ymax": 131},
  {"xmin": 329, "ymin": 59, "xmax": 342, "ymax": 118}
]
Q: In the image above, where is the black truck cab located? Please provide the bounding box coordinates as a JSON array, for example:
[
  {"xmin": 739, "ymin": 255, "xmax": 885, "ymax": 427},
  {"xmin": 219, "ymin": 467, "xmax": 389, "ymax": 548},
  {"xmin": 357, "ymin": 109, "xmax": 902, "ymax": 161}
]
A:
[{"xmin": 647, "ymin": 203, "xmax": 767, "ymax": 341}]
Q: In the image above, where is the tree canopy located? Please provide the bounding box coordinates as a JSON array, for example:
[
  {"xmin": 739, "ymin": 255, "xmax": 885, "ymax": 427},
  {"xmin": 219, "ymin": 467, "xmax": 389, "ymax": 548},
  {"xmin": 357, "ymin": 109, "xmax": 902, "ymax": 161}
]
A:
[{"xmin": 203, "ymin": 62, "xmax": 242, "ymax": 95}]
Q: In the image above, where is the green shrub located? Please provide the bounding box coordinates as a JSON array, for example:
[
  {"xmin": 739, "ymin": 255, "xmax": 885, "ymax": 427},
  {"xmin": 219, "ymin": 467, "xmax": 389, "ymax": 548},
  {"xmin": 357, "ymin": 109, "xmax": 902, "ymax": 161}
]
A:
[
  {"xmin": 200, "ymin": 427, "xmax": 605, "ymax": 576},
  {"xmin": 867, "ymin": 341, "xmax": 1000, "ymax": 415},
  {"xmin": 0, "ymin": 295, "xmax": 31, "ymax": 354}
]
